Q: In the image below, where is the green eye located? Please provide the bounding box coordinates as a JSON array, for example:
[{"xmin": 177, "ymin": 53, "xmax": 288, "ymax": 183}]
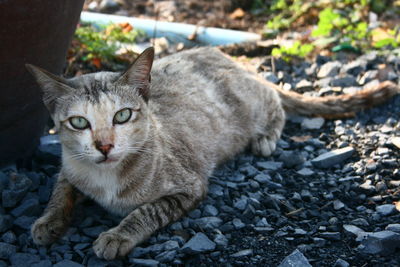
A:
[
  {"xmin": 69, "ymin": 116, "xmax": 90, "ymax": 130},
  {"xmin": 113, "ymin": 108, "xmax": 132, "ymax": 124}
]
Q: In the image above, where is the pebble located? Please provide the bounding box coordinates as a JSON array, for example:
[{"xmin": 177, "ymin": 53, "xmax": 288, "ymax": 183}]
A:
[
  {"xmin": 277, "ymin": 249, "xmax": 312, "ymax": 267},
  {"xmin": 0, "ymin": 242, "xmax": 16, "ymax": 259},
  {"xmin": 317, "ymin": 61, "xmax": 342, "ymax": 78},
  {"xmin": 385, "ymin": 224, "xmax": 400, "ymax": 233},
  {"xmin": 10, "ymin": 253, "xmax": 40, "ymax": 267},
  {"xmin": 359, "ymin": 231, "xmax": 400, "ymax": 255},
  {"xmin": 334, "ymin": 258, "xmax": 350, "ymax": 267},
  {"xmin": 330, "ymin": 75, "xmax": 358, "ymax": 87},
  {"xmin": 129, "ymin": 258, "xmax": 159, "ymax": 267},
  {"xmin": 301, "ymin": 117, "xmax": 325, "ymax": 130},
  {"xmin": 230, "ymin": 249, "xmax": 253, "ymax": 258},
  {"xmin": 376, "ymin": 204, "xmax": 396, "ymax": 216},
  {"xmin": 262, "ymin": 72, "xmax": 280, "ymax": 84},
  {"xmin": 256, "ymin": 161, "xmax": 283, "ymax": 171},
  {"xmin": 296, "ymin": 168, "xmax": 314, "ymax": 176},
  {"xmin": 181, "ymin": 233, "xmax": 216, "ymax": 254},
  {"xmin": 333, "ymin": 200, "xmax": 345, "ymax": 210},
  {"xmin": 311, "ymin": 147, "xmax": 355, "ymax": 168}
]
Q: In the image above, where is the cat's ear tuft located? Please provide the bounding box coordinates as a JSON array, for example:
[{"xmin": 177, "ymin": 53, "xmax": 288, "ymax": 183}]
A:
[
  {"xmin": 116, "ymin": 47, "xmax": 154, "ymax": 101},
  {"xmin": 26, "ymin": 64, "xmax": 74, "ymax": 113}
]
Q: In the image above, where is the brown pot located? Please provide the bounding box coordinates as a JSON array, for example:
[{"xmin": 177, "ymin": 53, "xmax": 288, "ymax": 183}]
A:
[{"xmin": 0, "ymin": 0, "xmax": 84, "ymax": 167}]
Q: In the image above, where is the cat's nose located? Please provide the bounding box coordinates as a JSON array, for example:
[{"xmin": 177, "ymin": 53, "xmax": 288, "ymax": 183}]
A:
[{"xmin": 95, "ymin": 141, "xmax": 114, "ymax": 156}]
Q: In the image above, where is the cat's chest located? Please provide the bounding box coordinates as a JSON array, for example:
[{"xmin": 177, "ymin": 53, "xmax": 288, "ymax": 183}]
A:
[{"xmin": 70, "ymin": 167, "xmax": 135, "ymax": 215}]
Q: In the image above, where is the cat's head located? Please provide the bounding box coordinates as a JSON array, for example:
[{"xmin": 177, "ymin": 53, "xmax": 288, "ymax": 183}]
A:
[{"xmin": 26, "ymin": 47, "xmax": 155, "ymax": 168}]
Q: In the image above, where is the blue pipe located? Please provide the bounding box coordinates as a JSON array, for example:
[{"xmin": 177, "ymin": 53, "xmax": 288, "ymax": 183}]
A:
[{"xmin": 80, "ymin": 11, "xmax": 261, "ymax": 46}]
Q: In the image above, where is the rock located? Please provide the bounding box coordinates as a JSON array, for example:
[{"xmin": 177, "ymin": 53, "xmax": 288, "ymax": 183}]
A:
[
  {"xmin": 296, "ymin": 79, "xmax": 313, "ymax": 91},
  {"xmin": 343, "ymin": 225, "xmax": 366, "ymax": 239},
  {"xmin": 53, "ymin": 260, "xmax": 84, "ymax": 267},
  {"xmin": 386, "ymin": 224, "xmax": 400, "ymax": 233},
  {"xmin": 231, "ymin": 249, "xmax": 253, "ymax": 258},
  {"xmin": 1, "ymin": 231, "xmax": 16, "ymax": 244},
  {"xmin": 32, "ymin": 260, "xmax": 52, "ymax": 267},
  {"xmin": 317, "ymin": 61, "xmax": 342, "ymax": 78},
  {"xmin": 391, "ymin": 137, "xmax": 400, "ymax": 149},
  {"xmin": 0, "ymin": 242, "xmax": 16, "ymax": 259},
  {"xmin": 334, "ymin": 258, "xmax": 350, "ymax": 267},
  {"xmin": 99, "ymin": 0, "xmax": 120, "ymax": 13},
  {"xmin": 296, "ymin": 168, "xmax": 314, "ymax": 176},
  {"xmin": 11, "ymin": 198, "xmax": 41, "ymax": 217},
  {"xmin": 278, "ymin": 249, "xmax": 312, "ymax": 267},
  {"xmin": 2, "ymin": 176, "xmax": 32, "ymax": 208},
  {"xmin": 181, "ymin": 233, "xmax": 216, "ymax": 254},
  {"xmin": 342, "ymin": 59, "xmax": 366, "ymax": 76},
  {"xmin": 232, "ymin": 218, "xmax": 245, "ymax": 229},
  {"xmin": 330, "ymin": 75, "xmax": 358, "ymax": 87},
  {"xmin": 203, "ymin": 205, "xmax": 218, "ymax": 217},
  {"xmin": 10, "ymin": 253, "xmax": 40, "ymax": 267},
  {"xmin": 333, "ymin": 200, "xmax": 345, "ymax": 210},
  {"xmin": 359, "ymin": 231, "xmax": 400, "ymax": 255},
  {"xmin": 82, "ymin": 226, "xmax": 107, "ymax": 238},
  {"xmin": 376, "ymin": 204, "xmax": 396, "ymax": 216},
  {"xmin": 319, "ymin": 232, "xmax": 341, "ymax": 241},
  {"xmin": 351, "ymin": 218, "xmax": 369, "ymax": 227},
  {"xmin": 0, "ymin": 215, "xmax": 12, "ymax": 233},
  {"xmin": 155, "ymin": 250, "xmax": 177, "ymax": 263},
  {"xmin": 278, "ymin": 151, "xmax": 305, "ymax": 168},
  {"xmin": 129, "ymin": 258, "xmax": 159, "ymax": 266},
  {"xmin": 254, "ymin": 173, "xmax": 271, "ymax": 184},
  {"xmin": 193, "ymin": 217, "xmax": 223, "ymax": 230},
  {"xmin": 13, "ymin": 216, "xmax": 35, "ymax": 230},
  {"xmin": 358, "ymin": 70, "xmax": 378, "ymax": 85},
  {"xmin": 256, "ymin": 161, "xmax": 283, "ymax": 171},
  {"xmin": 262, "ymin": 72, "xmax": 280, "ymax": 84},
  {"xmin": 311, "ymin": 147, "xmax": 355, "ymax": 168},
  {"xmin": 301, "ymin": 117, "xmax": 325, "ymax": 130},
  {"xmin": 214, "ymin": 234, "xmax": 228, "ymax": 247}
]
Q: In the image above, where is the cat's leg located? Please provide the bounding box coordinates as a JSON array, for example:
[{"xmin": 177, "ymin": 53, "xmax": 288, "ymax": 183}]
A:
[
  {"xmin": 93, "ymin": 182, "xmax": 206, "ymax": 260},
  {"xmin": 252, "ymin": 103, "xmax": 285, "ymax": 157},
  {"xmin": 31, "ymin": 175, "xmax": 82, "ymax": 245}
]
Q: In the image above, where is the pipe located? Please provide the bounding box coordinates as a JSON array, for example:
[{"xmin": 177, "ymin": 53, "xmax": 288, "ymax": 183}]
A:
[{"xmin": 80, "ymin": 11, "xmax": 261, "ymax": 46}]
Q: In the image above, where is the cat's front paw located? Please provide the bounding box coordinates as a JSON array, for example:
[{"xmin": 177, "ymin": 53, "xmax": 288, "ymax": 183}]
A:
[
  {"xmin": 31, "ymin": 214, "xmax": 68, "ymax": 245},
  {"xmin": 93, "ymin": 230, "xmax": 134, "ymax": 260}
]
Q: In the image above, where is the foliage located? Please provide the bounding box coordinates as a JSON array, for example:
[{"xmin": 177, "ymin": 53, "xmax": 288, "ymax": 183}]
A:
[
  {"xmin": 69, "ymin": 22, "xmax": 145, "ymax": 71},
  {"xmin": 263, "ymin": 0, "xmax": 400, "ymax": 61}
]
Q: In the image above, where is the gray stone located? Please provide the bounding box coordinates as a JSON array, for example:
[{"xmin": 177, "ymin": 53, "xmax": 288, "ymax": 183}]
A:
[
  {"xmin": 333, "ymin": 200, "xmax": 345, "ymax": 210},
  {"xmin": 0, "ymin": 215, "xmax": 12, "ymax": 233},
  {"xmin": 359, "ymin": 230, "xmax": 400, "ymax": 255},
  {"xmin": 256, "ymin": 161, "xmax": 283, "ymax": 171},
  {"xmin": 311, "ymin": 147, "xmax": 355, "ymax": 168},
  {"xmin": 254, "ymin": 173, "xmax": 271, "ymax": 184},
  {"xmin": 296, "ymin": 79, "xmax": 313, "ymax": 91},
  {"xmin": 319, "ymin": 232, "xmax": 341, "ymax": 240},
  {"xmin": 214, "ymin": 234, "xmax": 228, "ymax": 247},
  {"xmin": 82, "ymin": 226, "xmax": 107, "ymax": 238},
  {"xmin": 129, "ymin": 258, "xmax": 159, "ymax": 267},
  {"xmin": 296, "ymin": 168, "xmax": 314, "ymax": 176},
  {"xmin": 358, "ymin": 70, "xmax": 378, "ymax": 85},
  {"xmin": 194, "ymin": 217, "xmax": 223, "ymax": 230},
  {"xmin": 342, "ymin": 86, "xmax": 363, "ymax": 94},
  {"xmin": 330, "ymin": 75, "xmax": 358, "ymax": 87},
  {"xmin": 53, "ymin": 260, "xmax": 84, "ymax": 267},
  {"xmin": 155, "ymin": 250, "xmax": 176, "ymax": 263},
  {"xmin": 13, "ymin": 216, "xmax": 35, "ymax": 230},
  {"xmin": 208, "ymin": 184, "xmax": 224, "ymax": 197},
  {"xmin": 233, "ymin": 198, "xmax": 247, "ymax": 210},
  {"xmin": 232, "ymin": 218, "xmax": 245, "ymax": 229},
  {"xmin": 278, "ymin": 249, "xmax": 312, "ymax": 267},
  {"xmin": 278, "ymin": 151, "xmax": 305, "ymax": 168},
  {"xmin": 334, "ymin": 258, "xmax": 350, "ymax": 267},
  {"xmin": 32, "ymin": 260, "xmax": 52, "ymax": 267},
  {"xmin": 1, "ymin": 231, "xmax": 16, "ymax": 244},
  {"xmin": 231, "ymin": 249, "xmax": 253, "ymax": 258},
  {"xmin": 10, "ymin": 253, "xmax": 40, "ymax": 267},
  {"xmin": 203, "ymin": 205, "xmax": 218, "ymax": 217},
  {"xmin": 376, "ymin": 204, "xmax": 397, "ymax": 216},
  {"xmin": 256, "ymin": 218, "xmax": 270, "ymax": 227},
  {"xmin": 0, "ymin": 242, "xmax": 16, "ymax": 259},
  {"xmin": 386, "ymin": 224, "xmax": 400, "ymax": 233},
  {"xmin": 301, "ymin": 117, "xmax": 325, "ymax": 130},
  {"xmin": 181, "ymin": 233, "xmax": 216, "ymax": 254},
  {"xmin": 342, "ymin": 59, "xmax": 366, "ymax": 76},
  {"xmin": 317, "ymin": 61, "xmax": 342, "ymax": 78},
  {"xmin": 11, "ymin": 198, "xmax": 41, "ymax": 217},
  {"xmin": 262, "ymin": 72, "xmax": 280, "ymax": 84},
  {"xmin": 351, "ymin": 218, "xmax": 369, "ymax": 227}
]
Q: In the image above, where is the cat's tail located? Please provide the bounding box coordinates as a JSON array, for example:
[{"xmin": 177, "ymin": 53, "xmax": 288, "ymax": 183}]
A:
[{"xmin": 268, "ymin": 80, "xmax": 399, "ymax": 117}]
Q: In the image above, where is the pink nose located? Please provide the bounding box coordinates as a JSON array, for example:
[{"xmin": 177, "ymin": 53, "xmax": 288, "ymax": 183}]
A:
[{"xmin": 95, "ymin": 142, "xmax": 114, "ymax": 155}]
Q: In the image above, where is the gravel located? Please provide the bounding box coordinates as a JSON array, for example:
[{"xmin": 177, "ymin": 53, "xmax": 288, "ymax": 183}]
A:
[{"xmin": 1, "ymin": 48, "xmax": 400, "ymax": 266}]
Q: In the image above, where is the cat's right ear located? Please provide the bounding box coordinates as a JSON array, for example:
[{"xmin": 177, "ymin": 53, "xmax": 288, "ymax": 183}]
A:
[{"xmin": 26, "ymin": 64, "xmax": 74, "ymax": 113}]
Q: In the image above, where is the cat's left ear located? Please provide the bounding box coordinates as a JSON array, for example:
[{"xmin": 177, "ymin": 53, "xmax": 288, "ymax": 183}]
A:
[{"xmin": 116, "ymin": 47, "xmax": 154, "ymax": 101}]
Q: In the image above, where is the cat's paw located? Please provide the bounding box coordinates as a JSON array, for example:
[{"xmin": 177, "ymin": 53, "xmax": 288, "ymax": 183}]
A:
[
  {"xmin": 31, "ymin": 214, "xmax": 67, "ymax": 245},
  {"xmin": 93, "ymin": 230, "xmax": 134, "ymax": 260},
  {"xmin": 252, "ymin": 135, "xmax": 278, "ymax": 157}
]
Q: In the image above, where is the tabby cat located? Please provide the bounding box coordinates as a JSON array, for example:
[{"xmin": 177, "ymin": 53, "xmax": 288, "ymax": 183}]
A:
[{"xmin": 26, "ymin": 47, "xmax": 398, "ymax": 260}]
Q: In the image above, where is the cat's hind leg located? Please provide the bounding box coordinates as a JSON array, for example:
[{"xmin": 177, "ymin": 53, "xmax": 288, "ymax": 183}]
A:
[{"xmin": 251, "ymin": 103, "xmax": 285, "ymax": 157}]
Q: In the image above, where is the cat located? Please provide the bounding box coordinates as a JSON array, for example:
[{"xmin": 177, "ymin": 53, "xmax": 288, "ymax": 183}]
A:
[{"xmin": 26, "ymin": 47, "xmax": 398, "ymax": 260}]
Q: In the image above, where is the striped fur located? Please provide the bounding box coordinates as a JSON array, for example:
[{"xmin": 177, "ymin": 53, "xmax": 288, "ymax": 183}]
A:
[{"xmin": 27, "ymin": 47, "xmax": 398, "ymax": 260}]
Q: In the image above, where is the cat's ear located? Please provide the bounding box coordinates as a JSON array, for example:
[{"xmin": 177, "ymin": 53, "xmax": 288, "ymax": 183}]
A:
[
  {"xmin": 116, "ymin": 47, "xmax": 154, "ymax": 101},
  {"xmin": 26, "ymin": 64, "xmax": 74, "ymax": 113}
]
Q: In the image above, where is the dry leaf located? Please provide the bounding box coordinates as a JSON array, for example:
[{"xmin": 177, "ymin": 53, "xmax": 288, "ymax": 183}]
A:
[{"xmin": 229, "ymin": 8, "xmax": 245, "ymax": 20}]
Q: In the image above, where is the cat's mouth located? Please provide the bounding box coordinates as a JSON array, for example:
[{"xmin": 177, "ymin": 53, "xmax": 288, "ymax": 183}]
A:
[{"xmin": 96, "ymin": 156, "xmax": 118, "ymax": 164}]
